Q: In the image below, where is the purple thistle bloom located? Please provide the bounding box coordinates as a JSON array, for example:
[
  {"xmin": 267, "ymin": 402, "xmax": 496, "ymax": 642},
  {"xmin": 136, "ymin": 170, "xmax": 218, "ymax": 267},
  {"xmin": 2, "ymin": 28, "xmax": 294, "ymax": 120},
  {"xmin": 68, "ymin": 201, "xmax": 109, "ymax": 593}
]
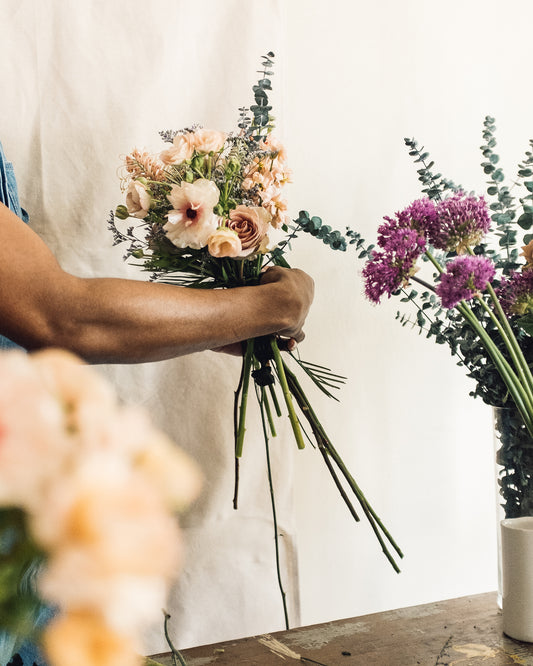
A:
[
  {"xmin": 428, "ymin": 192, "xmax": 491, "ymax": 253},
  {"xmin": 436, "ymin": 255, "xmax": 496, "ymax": 309},
  {"xmin": 496, "ymin": 271, "xmax": 533, "ymax": 316}
]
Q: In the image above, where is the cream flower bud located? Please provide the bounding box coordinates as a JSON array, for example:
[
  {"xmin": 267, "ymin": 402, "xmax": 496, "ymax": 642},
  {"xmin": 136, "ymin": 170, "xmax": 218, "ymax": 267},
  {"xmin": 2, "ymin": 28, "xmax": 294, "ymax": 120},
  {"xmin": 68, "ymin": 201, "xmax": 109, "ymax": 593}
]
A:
[{"xmin": 207, "ymin": 227, "xmax": 242, "ymax": 258}]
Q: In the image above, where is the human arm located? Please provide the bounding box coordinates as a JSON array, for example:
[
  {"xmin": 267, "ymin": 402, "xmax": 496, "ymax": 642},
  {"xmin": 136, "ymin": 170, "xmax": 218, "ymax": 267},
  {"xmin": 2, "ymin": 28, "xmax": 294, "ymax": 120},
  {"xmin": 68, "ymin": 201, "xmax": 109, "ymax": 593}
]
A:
[{"xmin": 0, "ymin": 203, "xmax": 314, "ymax": 363}]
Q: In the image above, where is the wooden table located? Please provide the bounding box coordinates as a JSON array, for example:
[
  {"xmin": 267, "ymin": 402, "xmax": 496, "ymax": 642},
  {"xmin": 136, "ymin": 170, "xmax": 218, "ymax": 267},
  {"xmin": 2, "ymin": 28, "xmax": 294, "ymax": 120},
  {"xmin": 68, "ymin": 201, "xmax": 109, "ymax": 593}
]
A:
[{"xmin": 149, "ymin": 592, "xmax": 533, "ymax": 665}]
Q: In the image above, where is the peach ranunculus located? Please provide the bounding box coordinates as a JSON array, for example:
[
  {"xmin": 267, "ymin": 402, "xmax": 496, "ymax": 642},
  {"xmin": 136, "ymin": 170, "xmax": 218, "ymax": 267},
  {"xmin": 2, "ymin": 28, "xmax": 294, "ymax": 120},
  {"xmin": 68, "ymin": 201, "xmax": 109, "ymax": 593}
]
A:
[
  {"xmin": 125, "ymin": 180, "xmax": 151, "ymax": 219},
  {"xmin": 160, "ymin": 133, "xmax": 195, "ymax": 166},
  {"xmin": 207, "ymin": 227, "xmax": 242, "ymax": 258},
  {"xmin": 190, "ymin": 128, "xmax": 227, "ymax": 154},
  {"xmin": 164, "ymin": 179, "xmax": 221, "ymax": 249},
  {"xmin": 227, "ymin": 205, "xmax": 271, "ymax": 257}
]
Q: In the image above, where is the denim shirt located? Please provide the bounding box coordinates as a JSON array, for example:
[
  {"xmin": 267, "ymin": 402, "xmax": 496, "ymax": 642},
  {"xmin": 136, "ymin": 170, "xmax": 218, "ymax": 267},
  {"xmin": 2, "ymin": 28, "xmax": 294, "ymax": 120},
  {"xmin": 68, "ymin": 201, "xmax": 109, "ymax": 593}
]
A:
[
  {"xmin": 0, "ymin": 142, "xmax": 52, "ymax": 666},
  {"xmin": 0, "ymin": 141, "xmax": 28, "ymax": 352}
]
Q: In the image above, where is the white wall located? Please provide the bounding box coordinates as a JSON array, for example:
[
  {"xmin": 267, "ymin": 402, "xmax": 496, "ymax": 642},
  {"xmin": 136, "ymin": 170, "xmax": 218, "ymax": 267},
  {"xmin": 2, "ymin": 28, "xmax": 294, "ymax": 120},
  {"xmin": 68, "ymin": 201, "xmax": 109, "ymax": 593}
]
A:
[{"xmin": 283, "ymin": 0, "xmax": 533, "ymax": 627}]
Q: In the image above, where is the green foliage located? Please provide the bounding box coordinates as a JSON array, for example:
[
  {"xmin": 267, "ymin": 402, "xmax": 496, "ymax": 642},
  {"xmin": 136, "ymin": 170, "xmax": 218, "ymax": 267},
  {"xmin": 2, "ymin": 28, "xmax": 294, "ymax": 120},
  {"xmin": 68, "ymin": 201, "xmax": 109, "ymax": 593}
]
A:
[
  {"xmin": 293, "ymin": 210, "xmax": 348, "ymax": 251},
  {"xmin": 0, "ymin": 509, "xmax": 44, "ymax": 647},
  {"xmin": 239, "ymin": 52, "xmax": 276, "ymax": 141},
  {"xmin": 495, "ymin": 406, "xmax": 533, "ymax": 518},
  {"xmin": 403, "ymin": 137, "xmax": 460, "ymax": 200}
]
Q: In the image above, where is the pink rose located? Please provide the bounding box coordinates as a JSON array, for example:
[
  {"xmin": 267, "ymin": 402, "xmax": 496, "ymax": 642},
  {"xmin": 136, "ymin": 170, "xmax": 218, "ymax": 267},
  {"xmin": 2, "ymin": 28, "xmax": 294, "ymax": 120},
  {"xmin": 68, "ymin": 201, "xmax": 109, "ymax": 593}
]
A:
[
  {"xmin": 190, "ymin": 128, "xmax": 227, "ymax": 154},
  {"xmin": 227, "ymin": 205, "xmax": 271, "ymax": 257},
  {"xmin": 207, "ymin": 227, "xmax": 242, "ymax": 258}
]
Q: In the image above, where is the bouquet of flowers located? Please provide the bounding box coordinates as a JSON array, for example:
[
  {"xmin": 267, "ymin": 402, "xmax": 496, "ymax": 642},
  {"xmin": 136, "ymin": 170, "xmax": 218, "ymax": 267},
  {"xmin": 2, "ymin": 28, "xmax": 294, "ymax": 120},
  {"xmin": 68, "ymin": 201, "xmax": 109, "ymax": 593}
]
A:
[
  {"xmin": 0, "ymin": 349, "xmax": 201, "ymax": 666},
  {"xmin": 353, "ymin": 116, "xmax": 533, "ymax": 520},
  {"xmin": 109, "ymin": 52, "xmax": 403, "ymax": 624}
]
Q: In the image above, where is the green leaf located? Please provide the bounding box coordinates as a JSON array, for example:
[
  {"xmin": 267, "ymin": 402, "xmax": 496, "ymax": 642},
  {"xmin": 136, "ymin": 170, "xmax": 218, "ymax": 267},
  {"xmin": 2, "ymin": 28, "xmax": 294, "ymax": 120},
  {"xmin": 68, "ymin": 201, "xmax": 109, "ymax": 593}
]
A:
[
  {"xmin": 517, "ymin": 212, "xmax": 533, "ymax": 230},
  {"xmin": 517, "ymin": 313, "xmax": 533, "ymax": 336}
]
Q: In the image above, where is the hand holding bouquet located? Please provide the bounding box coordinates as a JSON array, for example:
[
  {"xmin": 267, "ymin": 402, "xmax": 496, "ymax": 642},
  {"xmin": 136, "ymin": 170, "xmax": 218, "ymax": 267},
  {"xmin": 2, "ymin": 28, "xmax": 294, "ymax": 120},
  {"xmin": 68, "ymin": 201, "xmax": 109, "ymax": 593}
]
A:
[{"xmin": 109, "ymin": 54, "xmax": 403, "ymax": 625}]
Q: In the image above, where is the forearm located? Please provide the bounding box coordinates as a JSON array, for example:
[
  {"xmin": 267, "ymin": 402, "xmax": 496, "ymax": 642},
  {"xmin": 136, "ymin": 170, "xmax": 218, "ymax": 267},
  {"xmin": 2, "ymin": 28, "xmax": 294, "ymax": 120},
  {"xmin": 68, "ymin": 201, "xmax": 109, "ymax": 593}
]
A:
[{"xmin": 31, "ymin": 275, "xmax": 295, "ymax": 364}]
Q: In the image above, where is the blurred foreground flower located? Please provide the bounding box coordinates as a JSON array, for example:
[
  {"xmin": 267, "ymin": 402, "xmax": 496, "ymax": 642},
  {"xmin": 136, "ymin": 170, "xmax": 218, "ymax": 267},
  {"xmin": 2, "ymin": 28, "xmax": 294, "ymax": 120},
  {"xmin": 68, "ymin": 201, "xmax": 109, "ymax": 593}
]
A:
[{"xmin": 0, "ymin": 349, "xmax": 201, "ymax": 666}]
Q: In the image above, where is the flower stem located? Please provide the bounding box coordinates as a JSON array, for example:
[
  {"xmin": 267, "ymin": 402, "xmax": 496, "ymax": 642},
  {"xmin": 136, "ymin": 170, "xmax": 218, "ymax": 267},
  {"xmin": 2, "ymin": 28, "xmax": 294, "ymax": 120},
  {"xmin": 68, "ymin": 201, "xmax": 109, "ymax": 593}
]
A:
[
  {"xmin": 282, "ymin": 361, "xmax": 403, "ymax": 571},
  {"xmin": 257, "ymin": 384, "xmax": 290, "ymax": 630},
  {"xmin": 270, "ymin": 338, "xmax": 305, "ymax": 449},
  {"xmin": 456, "ymin": 301, "xmax": 533, "ymax": 435},
  {"xmin": 235, "ymin": 339, "xmax": 255, "ymax": 458},
  {"xmin": 486, "ymin": 282, "xmax": 533, "ymax": 398},
  {"xmin": 163, "ymin": 612, "xmax": 187, "ymax": 666}
]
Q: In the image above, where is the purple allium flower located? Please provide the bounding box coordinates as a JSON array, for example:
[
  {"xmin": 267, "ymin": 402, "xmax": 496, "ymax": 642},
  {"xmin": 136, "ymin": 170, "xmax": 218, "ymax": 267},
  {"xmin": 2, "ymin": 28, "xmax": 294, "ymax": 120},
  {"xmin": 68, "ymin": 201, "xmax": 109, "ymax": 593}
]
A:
[
  {"xmin": 363, "ymin": 239, "xmax": 424, "ymax": 304},
  {"xmin": 364, "ymin": 198, "xmax": 435, "ymax": 304},
  {"xmin": 362, "ymin": 250, "xmax": 404, "ymax": 303},
  {"xmin": 496, "ymin": 271, "xmax": 533, "ymax": 316},
  {"xmin": 428, "ymin": 192, "xmax": 491, "ymax": 254},
  {"xmin": 377, "ymin": 197, "xmax": 436, "ymax": 249},
  {"xmin": 436, "ymin": 255, "xmax": 496, "ymax": 309}
]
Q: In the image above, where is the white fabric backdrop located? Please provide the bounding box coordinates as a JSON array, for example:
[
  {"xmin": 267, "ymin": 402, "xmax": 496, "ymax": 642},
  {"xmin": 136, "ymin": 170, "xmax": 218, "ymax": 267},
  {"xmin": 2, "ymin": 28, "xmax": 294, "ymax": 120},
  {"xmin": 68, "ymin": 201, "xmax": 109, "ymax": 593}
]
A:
[
  {"xmin": 3, "ymin": 0, "xmax": 533, "ymax": 657},
  {"xmin": 0, "ymin": 0, "xmax": 297, "ymax": 654}
]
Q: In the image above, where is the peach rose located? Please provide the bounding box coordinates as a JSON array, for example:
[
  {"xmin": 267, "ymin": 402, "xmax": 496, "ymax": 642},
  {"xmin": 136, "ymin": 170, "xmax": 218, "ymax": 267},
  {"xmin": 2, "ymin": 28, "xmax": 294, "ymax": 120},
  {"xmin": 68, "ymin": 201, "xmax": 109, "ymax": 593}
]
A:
[
  {"xmin": 190, "ymin": 128, "xmax": 227, "ymax": 154},
  {"xmin": 125, "ymin": 180, "xmax": 151, "ymax": 219},
  {"xmin": 160, "ymin": 133, "xmax": 195, "ymax": 165},
  {"xmin": 164, "ymin": 179, "xmax": 220, "ymax": 249},
  {"xmin": 227, "ymin": 205, "xmax": 271, "ymax": 257},
  {"xmin": 207, "ymin": 227, "xmax": 242, "ymax": 258}
]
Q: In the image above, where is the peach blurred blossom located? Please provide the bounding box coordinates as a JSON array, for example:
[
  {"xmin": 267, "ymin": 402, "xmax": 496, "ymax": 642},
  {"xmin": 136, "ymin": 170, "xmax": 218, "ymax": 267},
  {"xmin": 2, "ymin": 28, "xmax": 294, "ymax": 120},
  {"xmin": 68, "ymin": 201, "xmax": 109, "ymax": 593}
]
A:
[
  {"xmin": 0, "ymin": 348, "xmax": 202, "ymax": 663},
  {"xmin": 43, "ymin": 611, "xmax": 142, "ymax": 666},
  {"xmin": 0, "ymin": 351, "xmax": 68, "ymax": 506}
]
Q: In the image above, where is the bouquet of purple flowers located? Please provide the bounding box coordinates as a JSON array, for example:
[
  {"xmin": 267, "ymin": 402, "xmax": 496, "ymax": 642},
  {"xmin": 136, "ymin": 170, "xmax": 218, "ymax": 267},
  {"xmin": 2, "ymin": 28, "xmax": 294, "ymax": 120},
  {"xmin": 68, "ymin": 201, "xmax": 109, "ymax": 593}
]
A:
[{"xmin": 352, "ymin": 116, "xmax": 533, "ymax": 520}]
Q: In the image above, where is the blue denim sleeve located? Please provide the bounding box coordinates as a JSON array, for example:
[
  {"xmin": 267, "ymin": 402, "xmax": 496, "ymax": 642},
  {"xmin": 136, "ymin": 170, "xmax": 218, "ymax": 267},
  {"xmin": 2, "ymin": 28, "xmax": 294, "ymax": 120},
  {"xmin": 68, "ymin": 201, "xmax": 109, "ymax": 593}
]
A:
[
  {"xmin": 0, "ymin": 141, "xmax": 28, "ymax": 351},
  {"xmin": 0, "ymin": 143, "xmax": 52, "ymax": 666}
]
